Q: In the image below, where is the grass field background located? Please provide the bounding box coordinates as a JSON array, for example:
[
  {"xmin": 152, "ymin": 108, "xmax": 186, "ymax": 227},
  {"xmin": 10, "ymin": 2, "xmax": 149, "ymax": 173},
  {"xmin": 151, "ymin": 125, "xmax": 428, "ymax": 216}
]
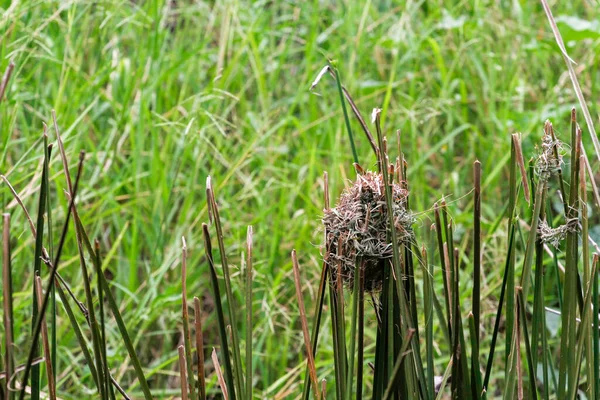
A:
[{"xmin": 2, "ymin": 1, "xmax": 600, "ymax": 398}]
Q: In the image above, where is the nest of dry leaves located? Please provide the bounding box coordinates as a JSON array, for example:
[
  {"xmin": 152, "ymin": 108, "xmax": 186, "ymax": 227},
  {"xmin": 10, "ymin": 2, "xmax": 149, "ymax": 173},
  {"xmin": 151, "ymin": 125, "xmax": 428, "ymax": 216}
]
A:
[{"xmin": 322, "ymin": 171, "xmax": 414, "ymax": 292}]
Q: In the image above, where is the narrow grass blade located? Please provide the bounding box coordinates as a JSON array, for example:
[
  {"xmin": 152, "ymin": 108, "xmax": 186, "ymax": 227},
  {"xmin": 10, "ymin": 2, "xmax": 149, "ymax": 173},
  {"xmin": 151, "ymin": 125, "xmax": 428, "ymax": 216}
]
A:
[
  {"xmin": 421, "ymin": 246, "xmax": 435, "ymax": 396},
  {"xmin": 30, "ymin": 132, "xmax": 52, "ymax": 400},
  {"xmin": 34, "ymin": 275, "xmax": 56, "ymax": 400},
  {"xmin": 95, "ymin": 240, "xmax": 115, "ymax": 400},
  {"xmin": 356, "ymin": 260, "xmax": 365, "ymax": 400},
  {"xmin": 194, "ymin": 297, "xmax": 206, "ymax": 400},
  {"xmin": 331, "ymin": 63, "xmax": 358, "ymax": 164},
  {"xmin": 435, "ymin": 359, "xmax": 453, "ymax": 400},
  {"xmin": 74, "ymin": 213, "xmax": 152, "ymax": 399},
  {"xmin": 558, "ymin": 127, "xmax": 582, "ymax": 398},
  {"xmin": 212, "ymin": 348, "xmax": 229, "ymax": 400},
  {"xmin": 569, "ymin": 255, "xmax": 598, "ymax": 399},
  {"xmin": 181, "ymin": 238, "xmax": 198, "ymax": 400},
  {"xmin": 54, "ymin": 119, "xmax": 106, "ymax": 400},
  {"xmin": 301, "ymin": 254, "xmax": 328, "ymax": 400},
  {"xmin": 178, "ymin": 345, "xmax": 189, "ymax": 400},
  {"xmin": 506, "ymin": 136, "xmax": 519, "ymax": 363},
  {"xmin": 202, "ymin": 223, "xmax": 236, "ymax": 400},
  {"xmin": 345, "ymin": 258, "xmax": 363, "ymax": 399},
  {"xmin": 3, "ymin": 213, "xmax": 14, "ymax": 400},
  {"xmin": 19, "ymin": 152, "xmax": 84, "ymax": 400},
  {"xmin": 483, "ymin": 222, "xmax": 516, "ymax": 392},
  {"xmin": 468, "ymin": 313, "xmax": 482, "ymax": 399},
  {"xmin": 593, "ymin": 255, "xmax": 599, "ymax": 398},
  {"xmin": 42, "ymin": 131, "xmax": 56, "ymax": 389},
  {"xmin": 517, "ymin": 288, "xmax": 537, "ymax": 399},
  {"xmin": 291, "ymin": 250, "xmax": 320, "ymax": 400},
  {"xmin": 206, "ymin": 177, "xmax": 244, "ymax": 399},
  {"xmin": 382, "ymin": 329, "xmax": 415, "ymax": 400},
  {"xmin": 580, "ymin": 152, "xmax": 594, "ymax": 400},
  {"xmin": 0, "ymin": 61, "xmax": 15, "ymax": 105},
  {"xmin": 245, "ymin": 226, "xmax": 253, "ymax": 400}
]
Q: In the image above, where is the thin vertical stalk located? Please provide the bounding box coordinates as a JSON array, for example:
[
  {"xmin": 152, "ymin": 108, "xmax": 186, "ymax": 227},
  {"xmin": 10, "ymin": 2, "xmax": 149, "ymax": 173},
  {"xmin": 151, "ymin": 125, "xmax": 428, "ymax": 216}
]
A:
[
  {"xmin": 42, "ymin": 131, "xmax": 56, "ymax": 388},
  {"xmin": 472, "ymin": 160, "xmax": 482, "ymax": 399},
  {"xmin": 211, "ymin": 348, "xmax": 229, "ymax": 400},
  {"xmin": 178, "ymin": 345, "xmax": 189, "ymax": 400},
  {"xmin": 558, "ymin": 127, "xmax": 581, "ymax": 398},
  {"xmin": 95, "ymin": 240, "xmax": 114, "ymax": 400},
  {"xmin": 483, "ymin": 222, "xmax": 516, "ymax": 392},
  {"xmin": 3, "ymin": 214, "xmax": 14, "ymax": 400},
  {"xmin": 206, "ymin": 177, "xmax": 244, "ymax": 399},
  {"xmin": 74, "ymin": 208, "xmax": 151, "ymax": 399},
  {"xmin": 506, "ymin": 136, "xmax": 519, "ymax": 363},
  {"xmin": 194, "ymin": 297, "xmax": 206, "ymax": 400},
  {"xmin": 468, "ymin": 313, "xmax": 482, "ymax": 400},
  {"xmin": 0, "ymin": 61, "xmax": 15, "ymax": 105},
  {"xmin": 569, "ymin": 256, "xmax": 598, "ymax": 399},
  {"xmin": 422, "ymin": 246, "xmax": 435, "ymax": 396},
  {"xmin": 334, "ymin": 240, "xmax": 347, "ymax": 399},
  {"xmin": 202, "ymin": 223, "xmax": 236, "ymax": 400},
  {"xmin": 302, "ymin": 173, "xmax": 330, "ymax": 400},
  {"xmin": 34, "ymin": 275, "xmax": 56, "ymax": 400},
  {"xmin": 345, "ymin": 259, "xmax": 363, "ymax": 398},
  {"xmin": 593, "ymin": 254, "xmax": 599, "ymax": 400},
  {"xmin": 291, "ymin": 251, "xmax": 320, "ymax": 400},
  {"xmin": 434, "ymin": 204, "xmax": 451, "ymax": 340},
  {"xmin": 245, "ymin": 226, "xmax": 253, "ymax": 400},
  {"xmin": 331, "ymin": 64, "xmax": 359, "ymax": 164},
  {"xmin": 30, "ymin": 132, "xmax": 52, "ymax": 400},
  {"xmin": 356, "ymin": 261, "xmax": 365, "ymax": 400},
  {"xmin": 517, "ymin": 289, "xmax": 537, "ymax": 399},
  {"xmin": 382, "ymin": 329, "xmax": 416, "ymax": 400},
  {"xmin": 19, "ymin": 152, "xmax": 84, "ymax": 400},
  {"xmin": 181, "ymin": 238, "xmax": 198, "ymax": 400}
]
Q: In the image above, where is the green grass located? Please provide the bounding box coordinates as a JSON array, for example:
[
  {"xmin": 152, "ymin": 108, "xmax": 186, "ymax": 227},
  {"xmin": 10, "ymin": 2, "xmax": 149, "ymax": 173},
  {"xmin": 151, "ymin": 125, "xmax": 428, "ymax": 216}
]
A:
[{"xmin": 2, "ymin": 1, "xmax": 600, "ymax": 398}]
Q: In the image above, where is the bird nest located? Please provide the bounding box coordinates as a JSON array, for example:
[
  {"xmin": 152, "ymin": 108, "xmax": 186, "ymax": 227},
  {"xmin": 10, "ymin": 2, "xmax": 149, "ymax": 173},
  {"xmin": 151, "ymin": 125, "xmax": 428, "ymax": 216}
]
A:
[{"xmin": 322, "ymin": 171, "xmax": 415, "ymax": 292}]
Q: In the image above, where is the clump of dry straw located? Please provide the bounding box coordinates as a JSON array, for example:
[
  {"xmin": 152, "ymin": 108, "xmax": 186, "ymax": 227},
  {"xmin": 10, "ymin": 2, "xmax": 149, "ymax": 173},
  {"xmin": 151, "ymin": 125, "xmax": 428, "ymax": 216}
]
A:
[{"xmin": 323, "ymin": 170, "xmax": 414, "ymax": 291}]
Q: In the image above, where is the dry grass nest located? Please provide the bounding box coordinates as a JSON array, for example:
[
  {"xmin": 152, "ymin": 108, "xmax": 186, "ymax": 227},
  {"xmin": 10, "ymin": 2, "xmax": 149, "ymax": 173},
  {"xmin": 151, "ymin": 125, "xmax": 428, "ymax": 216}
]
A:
[{"xmin": 322, "ymin": 171, "xmax": 415, "ymax": 292}]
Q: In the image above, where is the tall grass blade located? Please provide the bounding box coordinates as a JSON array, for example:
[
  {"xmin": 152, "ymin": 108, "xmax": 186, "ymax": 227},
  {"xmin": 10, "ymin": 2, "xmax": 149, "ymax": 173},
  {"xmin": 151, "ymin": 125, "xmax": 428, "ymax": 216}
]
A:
[
  {"xmin": 3, "ymin": 213, "xmax": 14, "ymax": 400},
  {"xmin": 421, "ymin": 246, "xmax": 435, "ymax": 396},
  {"xmin": 483, "ymin": 222, "xmax": 516, "ymax": 392},
  {"xmin": 382, "ymin": 329, "xmax": 415, "ymax": 400},
  {"xmin": 593, "ymin": 254, "xmax": 600, "ymax": 399},
  {"xmin": 18, "ymin": 152, "xmax": 84, "ymax": 400},
  {"xmin": 74, "ymin": 213, "xmax": 152, "ymax": 399},
  {"xmin": 291, "ymin": 250, "xmax": 320, "ymax": 399},
  {"xmin": 245, "ymin": 226, "xmax": 253, "ymax": 400},
  {"xmin": 345, "ymin": 258, "xmax": 363, "ymax": 398},
  {"xmin": 206, "ymin": 177, "xmax": 245, "ymax": 399},
  {"xmin": 181, "ymin": 238, "xmax": 198, "ymax": 400},
  {"xmin": 41, "ymin": 131, "xmax": 56, "ymax": 388},
  {"xmin": 95, "ymin": 240, "xmax": 115, "ymax": 400},
  {"xmin": 558, "ymin": 127, "xmax": 582, "ymax": 398},
  {"xmin": 331, "ymin": 63, "xmax": 358, "ymax": 165},
  {"xmin": 178, "ymin": 345, "xmax": 189, "ymax": 400},
  {"xmin": 202, "ymin": 223, "xmax": 236, "ymax": 400},
  {"xmin": 33, "ymin": 275, "xmax": 56, "ymax": 400},
  {"xmin": 517, "ymin": 288, "xmax": 537, "ymax": 399},
  {"xmin": 0, "ymin": 61, "xmax": 15, "ymax": 105},
  {"xmin": 506, "ymin": 136, "xmax": 519, "ymax": 363},
  {"xmin": 194, "ymin": 297, "xmax": 206, "ymax": 400},
  {"xmin": 302, "ymin": 172, "xmax": 329, "ymax": 400},
  {"xmin": 468, "ymin": 313, "xmax": 482, "ymax": 400},
  {"xmin": 211, "ymin": 348, "xmax": 229, "ymax": 400},
  {"xmin": 30, "ymin": 132, "xmax": 53, "ymax": 400}
]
